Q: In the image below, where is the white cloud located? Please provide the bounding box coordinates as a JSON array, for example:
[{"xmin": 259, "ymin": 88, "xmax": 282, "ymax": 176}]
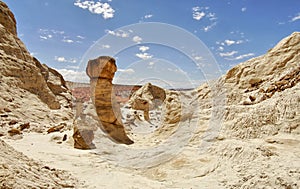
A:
[
  {"xmin": 139, "ymin": 46, "xmax": 149, "ymax": 52},
  {"xmin": 221, "ymin": 39, "xmax": 244, "ymax": 46},
  {"xmin": 55, "ymin": 56, "xmax": 77, "ymax": 63},
  {"xmin": 192, "ymin": 6, "xmax": 200, "ymax": 12},
  {"xmin": 290, "ymin": 13, "xmax": 300, "ymax": 22},
  {"xmin": 136, "ymin": 53, "xmax": 153, "ymax": 60},
  {"xmin": 241, "ymin": 7, "xmax": 247, "ymax": 12},
  {"xmin": 144, "ymin": 14, "xmax": 153, "ymax": 19},
  {"xmin": 74, "ymin": 0, "xmax": 115, "ymax": 19},
  {"xmin": 101, "ymin": 44, "xmax": 111, "ymax": 49},
  {"xmin": 118, "ymin": 68, "xmax": 135, "ymax": 74},
  {"xmin": 207, "ymin": 12, "xmax": 217, "ymax": 21},
  {"xmin": 192, "ymin": 6, "xmax": 217, "ymax": 32},
  {"xmin": 225, "ymin": 53, "xmax": 255, "ymax": 60},
  {"xmin": 77, "ymin": 35, "xmax": 85, "ymax": 39},
  {"xmin": 51, "ymin": 30, "xmax": 65, "ymax": 35},
  {"xmin": 233, "ymin": 53, "xmax": 255, "ymax": 60},
  {"xmin": 218, "ymin": 46, "xmax": 224, "ymax": 51},
  {"xmin": 66, "ymin": 65, "xmax": 80, "ymax": 69},
  {"xmin": 148, "ymin": 61, "xmax": 155, "ymax": 66},
  {"xmin": 55, "ymin": 56, "xmax": 67, "ymax": 62},
  {"xmin": 193, "ymin": 11, "xmax": 206, "ymax": 20},
  {"xmin": 203, "ymin": 22, "xmax": 216, "ymax": 32},
  {"xmin": 193, "ymin": 56, "xmax": 203, "ymax": 61},
  {"xmin": 106, "ymin": 30, "xmax": 129, "ymax": 38},
  {"xmin": 38, "ymin": 29, "xmax": 83, "ymax": 43},
  {"xmin": 167, "ymin": 68, "xmax": 187, "ymax": 75},
  {"xmin": 133, "ymin": 36, "xmax": 142, "ymax": 43},
  {"xmin": 219, "ymin": 51, "xmax": 238, "ymax": 57},
  {"xmin": 57, "ymin": 69, "xmax": 89, "ymax": 83},
  {"xmin": 39, "ymin": 29, "xmax": 64, "ymax": 37},
  {"xmin": 224, "ymin": 39, "xmax": 235, "ymax": 46},
  {"xmin": 39, "ymin": 36, "xmax": 48, "ymax": 40},
  {"xmin": 62, "ymin": 39, "xmax": 74, "ymax": 43}
]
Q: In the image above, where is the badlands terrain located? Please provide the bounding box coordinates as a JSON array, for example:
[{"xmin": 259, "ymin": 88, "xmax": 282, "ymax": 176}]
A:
[{"xmin": 0, "ymin": 1, "xmax": 299, "ymax": 188}]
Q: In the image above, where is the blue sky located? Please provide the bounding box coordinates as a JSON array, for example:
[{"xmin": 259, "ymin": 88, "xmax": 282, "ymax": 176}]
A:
[{"xmin": 4, "ymin": 0, "xmax": 300, "ymax": 88}]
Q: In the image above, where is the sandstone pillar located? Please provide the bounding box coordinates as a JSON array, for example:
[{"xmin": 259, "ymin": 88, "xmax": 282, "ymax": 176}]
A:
[{"xmin": 86, "ymin": 56, "xmax": 134, "ymax": 145}]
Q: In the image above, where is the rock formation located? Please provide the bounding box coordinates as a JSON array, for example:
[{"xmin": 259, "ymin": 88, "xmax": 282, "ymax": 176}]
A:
[
  {"xmin": 73, "ymin": 124, "xmax": 96, "ymax": 149},
  {"xmin": 86, "ymin": 56, "xmax": 134, "ymax": 145},
  {"xmin": 128, "ymin": 83, "xmax": 166, "ymax": 122},
  {"xmin": 0, "ymin": 1, "xmax": 72, "ymax": 136},
  {"xmin": 0, "ymin": 139, "xmax": 79, "ymax": 188},
  {"xmin": 220, "ymin": 31, "xmax": 300, "ymax": 139},
  {"xmin": 0, "ymin": 2, "xmax": 80, "ymax": 186}
]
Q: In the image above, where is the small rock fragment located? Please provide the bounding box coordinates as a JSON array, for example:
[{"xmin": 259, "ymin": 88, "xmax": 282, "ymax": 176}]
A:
[
  {"xmin": 18, "ymin": 122, "xmax": 30, "ymax": 131},
  {"xmin": 8, "ymin": 128, "xmax": 21, "ymax": 136}
]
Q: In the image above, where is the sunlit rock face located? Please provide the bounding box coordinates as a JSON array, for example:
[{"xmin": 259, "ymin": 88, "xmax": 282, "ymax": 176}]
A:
[
  {"xmin": 128, "ymin": 83, "xmax": 166, "ymax": 122},
  {"xmin": 86, "ymin": 56, "xmax": 134, "ymax": 145},
  {"xmin": 0, "ymin": 1, "xmax": 72, "ymax": 137}
]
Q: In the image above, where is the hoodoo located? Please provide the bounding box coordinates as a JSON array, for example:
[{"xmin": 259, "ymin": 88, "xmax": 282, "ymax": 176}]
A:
[{"xmin": 86, "ymin": 56, "xmax": 134, "ymax": 145}]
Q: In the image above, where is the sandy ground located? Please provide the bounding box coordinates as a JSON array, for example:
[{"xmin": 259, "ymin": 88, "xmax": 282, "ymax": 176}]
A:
[{"xmin": 4, "ymin": 123, "xmax": 300, "ymax": 189}]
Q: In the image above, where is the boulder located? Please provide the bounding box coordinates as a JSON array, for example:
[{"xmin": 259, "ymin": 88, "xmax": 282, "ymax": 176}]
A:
[{"xmin": 73, "ymin": 125, "xmax": 95, "ymax": 150}]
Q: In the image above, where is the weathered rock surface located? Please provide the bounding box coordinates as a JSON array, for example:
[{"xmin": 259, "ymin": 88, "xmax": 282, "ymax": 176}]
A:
[
  {"xmin": 73, "ymin": 124, "xmax": 96, "ymax": 149},
  {"xmin": 129, "ymin": 83, "xmax": 166, "ymax": 121},
  {"xmin": 220, "ymin": 32, "xmax": 300, "ymax": 139},
  {"xmin": 106, "ymin": 32, "xmax": 299, "ymax": 188},
  {"xmin": 86, "ymin": 56, "xmax": 134, "ymax": 145},
  {"xmin": 0, "ymin": 139, "xmax": 79, "ymax": 188},
  {"xmin": 0, "ymin": 1, "xmax": 72, "ymax": 136}
]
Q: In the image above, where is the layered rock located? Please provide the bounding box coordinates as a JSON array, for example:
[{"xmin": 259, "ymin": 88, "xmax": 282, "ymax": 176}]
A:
[
  {"xmin": 0, "ymin": 1, "xmax": 72, "ymax": 136},
  {"xmin": 86, "ymin": 56, "xmax": 134, "ymax": 145},
  {"xmin": 128, "ymin": 83, "xmax": 166, "ymax": 121},
  {"xmin": 0, "ymin": 139, "xmax": 79, "ymax": 188},
  {"xmin": 72, "ymin": 99, "xmax": 97, "ymax": 149},
  {"xmin": 189, "ymin": 32, "xmax": 300, "ymax": 142}
]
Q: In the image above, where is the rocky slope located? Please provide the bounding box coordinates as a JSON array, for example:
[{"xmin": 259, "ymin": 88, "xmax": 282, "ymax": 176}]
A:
[
  {"xmin": 0, "ymin": 139, "xmax": 79, "ymax": 188},
  {"xmin": 0, "ymin": 1, "xmax": 80, "ymax": 187},
  {"xmin": 0, "ymin": 1, "xmax": 73, "ymax": 137}
]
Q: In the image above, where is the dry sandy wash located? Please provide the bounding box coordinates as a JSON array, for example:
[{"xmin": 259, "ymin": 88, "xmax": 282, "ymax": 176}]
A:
[{"xmin": 0, "ymin": 1, "xmax": 300, "ymax": 188}]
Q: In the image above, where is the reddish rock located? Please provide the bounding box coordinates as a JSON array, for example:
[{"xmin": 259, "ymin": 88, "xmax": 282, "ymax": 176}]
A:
[
  {"xmin": 47, "ymin": 123, "xmax": 66, "ymax": 133},
  {"xmin": 8, "ymin": 120, "xmax": 18, "ymax": 125},
  {"xmin": 18, "ymin": 122, "xmax": 30, "ymax": 131},
  {"xmin": 8, "ymin": 128, "xmax": 21, "ymax": 136}
]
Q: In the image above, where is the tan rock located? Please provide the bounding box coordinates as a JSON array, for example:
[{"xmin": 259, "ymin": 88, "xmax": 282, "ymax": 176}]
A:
[
  {"xmin": 0, "ymin": 1, "xmax": 16, "ymax": 35},
  {"xmin": 7, "ymin": 128, "xmax": 21, "ymax": 136},
  {"xmin": 86, "ymin": 56, "xmax": 133, "ymax": 145},
  {"xmin": 47, "ymin": 123, "xmax": 66, "ymax": 133},
  {"xmin": 73, "ymin": 125, "xmax": 95, "ymax": 149},
  {"xmin": 0, "ymin": 139, "xmax": 79, "ymax": 188},
  {"xmin": 0, "ymin": 1, "xmax": 73, "ymax": 136},
  {"xmin": 18, "ymin": 122, "xmax": 30, "ymax": 131},
  {"xmin": 129, "ymin": 83, "xmax": 166, "ymax": 121}
]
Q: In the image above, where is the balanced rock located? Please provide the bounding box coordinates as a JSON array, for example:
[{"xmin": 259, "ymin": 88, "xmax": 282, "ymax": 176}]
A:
[
  {"xmin": 128, "ymin": 83, "xmax": 166, "ymax": 121},
  {"xmin": 86, "ymin": 56, "xmax": 134, "ymax": 145}
]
